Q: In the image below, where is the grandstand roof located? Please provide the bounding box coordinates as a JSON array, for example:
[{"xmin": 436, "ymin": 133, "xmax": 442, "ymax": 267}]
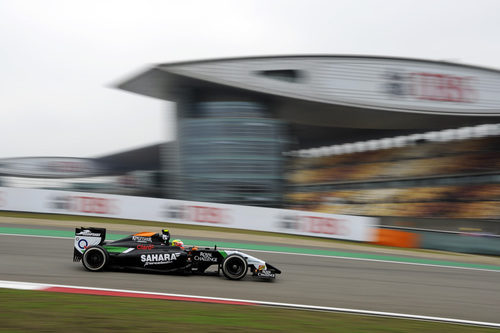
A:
[{"xmin": 117, "ymin": 55, "xmax": 500, "ymax": 131}]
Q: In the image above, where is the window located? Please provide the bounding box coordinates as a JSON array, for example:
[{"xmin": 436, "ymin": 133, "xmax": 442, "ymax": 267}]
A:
[{"xmin": 256, "ymin": 69, "xmax": 303, "ymax": 83}]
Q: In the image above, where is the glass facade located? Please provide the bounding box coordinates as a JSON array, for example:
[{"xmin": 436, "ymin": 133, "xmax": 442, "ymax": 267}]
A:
[{"xmin": 178, "ymin": 101, "xmax": 289, "ymax": 206}]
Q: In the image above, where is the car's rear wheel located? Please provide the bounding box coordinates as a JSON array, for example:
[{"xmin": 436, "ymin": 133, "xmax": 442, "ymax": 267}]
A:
[
  {"xmin": 82, "ymin": 246, "xmax": 109, "ymax": 272},
  {"xmin": 222, "ymin": 254, "xmax": 248, "ymax": 280}
]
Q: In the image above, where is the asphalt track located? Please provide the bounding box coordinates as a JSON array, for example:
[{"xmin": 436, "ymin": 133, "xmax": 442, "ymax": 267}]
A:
[{"xmin": 1, "ymin": 228, "xmax": 500, "ymax": 324}]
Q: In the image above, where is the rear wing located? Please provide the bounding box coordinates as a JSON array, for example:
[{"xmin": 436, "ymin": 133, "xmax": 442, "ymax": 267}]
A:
[{"xmin": 73, "ymin": 227, "xmax": 106, "ymax": 261}]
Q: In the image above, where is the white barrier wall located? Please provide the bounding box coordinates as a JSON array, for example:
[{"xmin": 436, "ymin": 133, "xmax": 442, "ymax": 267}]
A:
[{"xmin": 0, "ymin": 187, "xmax": 377, "ymax": 242}]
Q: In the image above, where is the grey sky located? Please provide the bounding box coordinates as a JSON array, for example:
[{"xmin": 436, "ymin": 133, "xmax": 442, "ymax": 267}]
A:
[{"xmin": 1, "ymin": 0, "xmax": 499, "ymax": 158}]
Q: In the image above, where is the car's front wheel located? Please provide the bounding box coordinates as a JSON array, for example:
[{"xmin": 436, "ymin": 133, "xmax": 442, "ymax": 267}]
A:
[
  {"xmin": 82, "ymin": 246, "xmax": 109, "ymax": 272},
  {"xmin": 222, "ymin": 254, "xmax": 248, "ymax": 280}
]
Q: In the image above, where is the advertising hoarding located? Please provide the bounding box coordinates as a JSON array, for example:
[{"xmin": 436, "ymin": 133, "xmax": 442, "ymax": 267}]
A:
[{"xmin": 0, "ymin": 187, "xmax": 376, "ymax": 242}]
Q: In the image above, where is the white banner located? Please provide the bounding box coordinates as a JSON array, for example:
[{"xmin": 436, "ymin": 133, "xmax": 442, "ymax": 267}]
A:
[{"xmin": 0, "ymin": 187, "xmax": 376, "ymax": 242}]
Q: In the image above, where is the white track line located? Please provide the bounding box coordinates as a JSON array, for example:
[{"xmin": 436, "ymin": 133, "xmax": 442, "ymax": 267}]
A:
[
  {"xmin": 0, "ymin": 280, "xmax": 498, "ymax": 328},
  {"xmin": 239, "ymin": 248, "xmax": 500, "ymax": 273},
  {"xmin": 1, "ymin": 232, "xmax": 500, "ymax": 273}
]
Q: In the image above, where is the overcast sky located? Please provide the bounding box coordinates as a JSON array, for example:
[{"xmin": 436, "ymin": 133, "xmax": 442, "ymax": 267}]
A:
[{"xmin": 1, "ymin": 0, "xmax": 499, "ymax": 159}]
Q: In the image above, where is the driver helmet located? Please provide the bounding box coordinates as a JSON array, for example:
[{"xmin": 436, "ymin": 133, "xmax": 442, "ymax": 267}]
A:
[
  {"xmin": 161, "ymin": 229, "xmax": 170, "ymax": 243},
  {"xmin": 171, "ymin": 239, "xmax": 184, "ymax": 248}
]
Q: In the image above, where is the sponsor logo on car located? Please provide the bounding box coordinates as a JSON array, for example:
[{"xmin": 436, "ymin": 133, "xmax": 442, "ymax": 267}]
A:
[
  {"xmin": 257, "ymin": 270, "xmax": 275, "ymax": 278},
  {"xmin": 76, "ymin": 230, "xmax": 102, "ymax": 237},
  {"xmin": 193, "ymin": 252, "xmax": 218, "ymax": 262},
  {"xmin": 132, "ymin": 236, "xmax": 152, "ymax": 243},
  {"xmin": 140, "ymin": 253, "xmax": 180, "ymax": 266},
  {"xmin": 136, "ymin": 244, "xmax": 154, "ymax": 250},
  {"xmin": 77, "ymin": 238, "xmax": 89, "ymax": 250}
]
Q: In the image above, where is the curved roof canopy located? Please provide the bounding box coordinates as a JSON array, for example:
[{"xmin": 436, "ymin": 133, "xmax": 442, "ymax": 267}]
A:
[{"xmin": 117, "ymin": 55, "xmax": 500, "ymax": 130}]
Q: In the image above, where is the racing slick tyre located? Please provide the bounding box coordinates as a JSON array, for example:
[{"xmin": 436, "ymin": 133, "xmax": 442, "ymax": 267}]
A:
[
  {"xmin": 82, "ymin": 245, "xmax": 109, "ymax": 272},
  {"xmin": 222, "ymin": 254, "xmax": 248, "ymax": 280}
]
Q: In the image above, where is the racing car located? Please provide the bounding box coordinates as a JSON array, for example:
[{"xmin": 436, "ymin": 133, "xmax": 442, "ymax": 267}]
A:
[{"xmin": 73, "ymin": 227, "xmax": 281, "ymax": 280}]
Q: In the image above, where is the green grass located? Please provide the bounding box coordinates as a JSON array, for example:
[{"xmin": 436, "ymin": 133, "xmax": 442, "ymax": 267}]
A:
[{"xmin": 0, "ymin": 289, "xmax": 496, "ymax": 333}]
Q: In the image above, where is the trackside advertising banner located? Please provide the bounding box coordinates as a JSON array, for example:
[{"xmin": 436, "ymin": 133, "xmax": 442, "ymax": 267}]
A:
[{"xmin": 0, "ymin": 187, "xmax": 376, "ymax": 242}]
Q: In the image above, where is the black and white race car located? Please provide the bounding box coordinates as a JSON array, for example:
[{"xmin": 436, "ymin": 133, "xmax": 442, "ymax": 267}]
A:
[{"xmin": 73, "ymin": 227, "xmax": 281, "ymax": 280}]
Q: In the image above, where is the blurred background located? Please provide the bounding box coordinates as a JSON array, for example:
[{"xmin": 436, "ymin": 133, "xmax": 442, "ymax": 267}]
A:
[{"xmin": 2, "ymin": 0, "xmax": 500, "ymax": 236}]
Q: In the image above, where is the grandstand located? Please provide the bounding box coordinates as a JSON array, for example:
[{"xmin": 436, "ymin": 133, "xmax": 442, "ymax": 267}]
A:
[{"xmin": 285, "ymin": 129, "xmax": 500, "ymax": 232}]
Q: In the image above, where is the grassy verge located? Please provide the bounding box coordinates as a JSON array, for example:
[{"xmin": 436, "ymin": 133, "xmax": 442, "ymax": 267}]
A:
[{"xmin": 0, "ymin": 289, "xmax": 495, "ymax": 333}]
